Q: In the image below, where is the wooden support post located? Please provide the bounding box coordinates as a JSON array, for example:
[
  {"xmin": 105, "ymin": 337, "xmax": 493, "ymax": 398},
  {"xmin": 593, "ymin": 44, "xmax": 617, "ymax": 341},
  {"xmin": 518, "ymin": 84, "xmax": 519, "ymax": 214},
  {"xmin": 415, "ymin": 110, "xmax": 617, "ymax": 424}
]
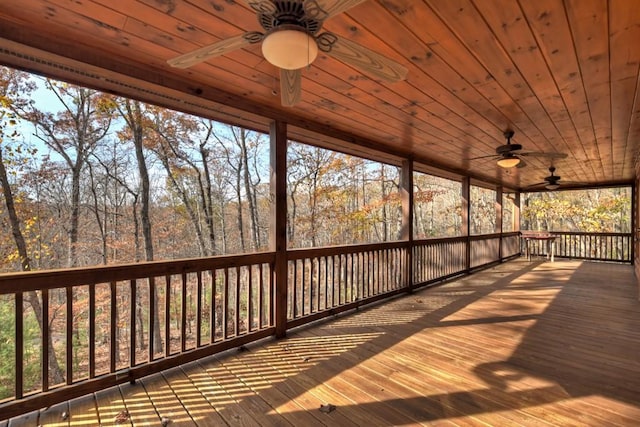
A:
[
  {"xmin": 270, "ymin": 120, "xmax": 288, "ymax": 338},
  {"xmin": 400, "ymin": 159, "xmax": 414, "ymax": 292},
  {"xmin": 496, "ymin": 186, "xmax": 503, "ymax": 261},
  {"xmin": 514, "ymin": 191, "xmax": 522, "ymax": 256},
  {"xmin": 631, "ymin": 182, "xmax": 636, "ymax": 268},
  {"xmin": 513, "ymin": 192, "xmax": 521, "ymax": 232},
  {"xmin": 462, "ymin": 177, "xmax": 471, "ymax": 271}
]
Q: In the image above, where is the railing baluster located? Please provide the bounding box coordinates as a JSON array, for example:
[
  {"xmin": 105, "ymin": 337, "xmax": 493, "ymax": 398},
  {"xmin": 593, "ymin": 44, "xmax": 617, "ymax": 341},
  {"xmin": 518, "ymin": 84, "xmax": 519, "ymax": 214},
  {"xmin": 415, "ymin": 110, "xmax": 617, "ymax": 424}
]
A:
[
  {"xmin": 309, "ymin": 257, "xmax": 314, "ymax": 314},
  {"xmin": 305, "ymin": 259, "xmax": 309, "ymax": 315},
  {"xmin": 89, "ymin": 285, "xmax": 95, "ymax": 379},
  {"xmin": 337, "ymin": 254, "xmax": 342, "ymax": 305},
  {"xmin": 67, "ymin": 286, "xmax": 73, "ymax": 385},
  {"xmin": 223, "ymin": 268, "xmax": 229, "ymax": 339},
  {"xmin": 366, "ymin": 251, "xmax": 371, "ymax": 297},
  {"xmin": 110, "ymin": 282, "xmax": 116, "ymax": 373},
  {"xmin": 235, "ymin": 266, "xmax": 240, "ymax": 336},
  {"xmin": 374, "ymin": 250, "xmax": 378, "ymax": 295},
  {"xmin": 350, "ymin": 253, "xmax": 355, "ymax": 301},
  {"xmin": 315, "ymin": 257, "xmax": 320, "ymax": 312},
  {"xmin": 292, "ymin": 260, "xmax": 298, "ymax": 319},
  {"xmin": 165, "ymin": 275, "xmax": 171, "ymax": 357},
  {"xmin": 211, "ymin": 270, "xmax": 216, "ymax": 343},
  {"xmin": 196, "ymin": 271, "xmax": 202, "ymax": 347},
  {"xmin": 374, "ymin": 250, "xmax": 379, "ymax": 295},
  {"xmin": 269, "ymin": 263, "xmax": 274, "ymax": 327},
  {"xmin": 258, "ymin": 264, "xmax": 264, "ymax": 329},
  {"xmin": 385, "ymin": 248, "xmax": 390, "ymax": 290},
  {"xmin": 360, "ymin": 252, "xmax": 365, "ymax": 299},
  {"xmin": 360, "ymin": 252, "xmax": 365, "ymax": 297},
  {"xmin": 367, "ymin": 251, "xmax": 378, "ymax": 296},
  {"xmin": 42, "ymin": 289, "xmax": 49, "ymax": 391},
  {"xmin": 247, "ymin": 266, "xmax": 253, "ymax": 333},
  {"xmin": 15, "ymin": 292, "xmax": 23, "ymax": 400},
  {"xmin": 609, "ymin": 235, "xmax": 612, "ymax": 260},
  {"xmin": 130, "ymin": 280, "xmax": 136, "ymax": 368},
  {"xmin": 333, "ymin": 255, "xmax": 337, "ymax": 307},
  {"xmin": 360, "ymin": 252, "xmax": 364, "ymax": 296},
  {"xmin": 149, "ymin": 277, "xmax": 155, "ymax": 361},
  {"xmin": 317, "ymin": 257, "xmax": 322, "ymax": 312},
  {"xmin": 324, "ymin": 256, "xmax": 329, "ymax": 310},
  {"xmin": 181, "ymin": 273, "xmax": 187, "ymax": 352}
]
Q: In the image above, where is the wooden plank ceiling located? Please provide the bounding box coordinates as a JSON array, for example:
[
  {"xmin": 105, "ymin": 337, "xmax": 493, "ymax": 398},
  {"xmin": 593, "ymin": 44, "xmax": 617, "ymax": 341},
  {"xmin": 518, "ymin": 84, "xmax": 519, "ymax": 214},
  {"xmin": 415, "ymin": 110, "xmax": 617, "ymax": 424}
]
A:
[{"xmin": 0, "ymin": 0, "xmax": 639, "ymax": 190}]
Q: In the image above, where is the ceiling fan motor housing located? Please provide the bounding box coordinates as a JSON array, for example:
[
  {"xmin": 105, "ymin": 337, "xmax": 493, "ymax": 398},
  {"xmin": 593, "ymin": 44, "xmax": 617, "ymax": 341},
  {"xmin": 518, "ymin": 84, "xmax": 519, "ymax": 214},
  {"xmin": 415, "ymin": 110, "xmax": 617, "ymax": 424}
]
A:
[
  {"xmin": 255, "ymin": 0, "xmax": 324, "ymax": 35},
  {"xmin": 495, "ymin": 130, "xmax": 521, "ymax": 154},
  {"xmin": 496, "ymin": 143, "xmax": 523, "ymax": 155}
]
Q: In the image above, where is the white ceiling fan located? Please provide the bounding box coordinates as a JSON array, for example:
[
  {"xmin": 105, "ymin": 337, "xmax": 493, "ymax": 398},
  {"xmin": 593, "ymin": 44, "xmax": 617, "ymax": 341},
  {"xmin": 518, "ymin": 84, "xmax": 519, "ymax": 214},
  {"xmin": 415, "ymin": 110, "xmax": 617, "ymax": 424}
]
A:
[{"xmin": 167, "ymin": 0, "xmax": 408, "ymax": 106}]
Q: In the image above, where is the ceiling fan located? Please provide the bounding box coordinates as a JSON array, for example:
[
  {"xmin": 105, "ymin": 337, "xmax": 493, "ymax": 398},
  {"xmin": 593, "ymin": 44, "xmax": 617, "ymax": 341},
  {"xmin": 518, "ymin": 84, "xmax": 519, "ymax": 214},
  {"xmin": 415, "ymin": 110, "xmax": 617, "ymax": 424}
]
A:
[
  {"xmin": 525, "ymin": 166, "xmax": 584, "ymax": 191},
  {"xmin": 167, "ymin": 0, "xmax": 408, "ymax": 107},
  {"xmin": 534, "ymin": 166, "xmax": 562, "ymax": 190},
  {"xmin": 472, "ymin": 130, "xmax": 567, "ymax": 168}
]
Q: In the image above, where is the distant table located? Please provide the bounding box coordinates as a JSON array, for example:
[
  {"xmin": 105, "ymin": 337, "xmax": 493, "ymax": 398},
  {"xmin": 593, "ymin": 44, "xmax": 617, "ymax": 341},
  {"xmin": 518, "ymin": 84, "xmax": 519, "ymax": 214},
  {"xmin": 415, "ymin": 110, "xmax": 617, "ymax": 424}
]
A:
[{"xmin": 522, "ymin": 233, "xmax": 558, "ymax": 262}]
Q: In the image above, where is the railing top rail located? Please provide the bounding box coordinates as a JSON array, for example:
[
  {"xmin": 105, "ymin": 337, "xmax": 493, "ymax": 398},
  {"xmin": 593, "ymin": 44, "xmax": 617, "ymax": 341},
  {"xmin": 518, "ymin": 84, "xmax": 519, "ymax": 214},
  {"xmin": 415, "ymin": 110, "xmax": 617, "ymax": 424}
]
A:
[
  {"xmin": 469, "ymin": 232, "xmax": 504, "ymax": 241},
  {"xmin": 520, "ymin": 230, "xmax": 631, "ymax": 237},
  {"xmin": 287, "ymin": 240, "xmax": 407, "ymax": 260},
  {"xmin": 413, "ymin": 236, "xmax": 466, "ymax": 245},
  {"xmin": 0, "ymin": 251, "xmax": 275, "ymax": 294}
]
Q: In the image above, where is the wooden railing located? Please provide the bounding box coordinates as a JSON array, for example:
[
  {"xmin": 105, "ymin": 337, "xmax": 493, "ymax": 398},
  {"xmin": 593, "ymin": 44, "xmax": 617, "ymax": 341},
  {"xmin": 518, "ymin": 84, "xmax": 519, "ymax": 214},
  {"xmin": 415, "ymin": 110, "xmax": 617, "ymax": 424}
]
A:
[
  {"xmin": 0, "ymin": 253, "xmax": 275, "ymax": 417},
  {"xmin": 502, "ymin": 232, "xmax": 522, "ymax": 259},
  {"xmin": 286, "ymin": 242, "xmax": 407, "ymax": 328},
  {"xmin": 0, "ymin": 233, "xmax": 520, "ymax": 419},
  {"xmin": 413, "ymin": 236, "xmax": 466, "ymax": 284},
  {"xmin": 522, "ymin": 231, "xmax": 632, "ymax": 262}
]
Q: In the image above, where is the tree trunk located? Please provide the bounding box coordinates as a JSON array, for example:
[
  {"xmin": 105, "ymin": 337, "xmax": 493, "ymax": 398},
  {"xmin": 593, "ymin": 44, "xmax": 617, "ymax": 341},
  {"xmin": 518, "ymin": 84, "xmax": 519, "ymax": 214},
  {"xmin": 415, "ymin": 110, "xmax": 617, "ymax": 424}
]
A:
[
  {"xmin": 0, "ymin": 147, "xmax": 65, "ymax": 384},
  {"xmin": 158, "ymin": 153, "xmax": 208, "ymax": 256},
  {"xmin": 68, "ymin": 162, "xmax": 82, "ymax": 267},
  {"xmin": 380, "ymin": 165, "xmax": 388, "ymax": 241},
  {"xmin": 239, "ymin": 130, "xmax": 261, "ymax": 250},
  {"xmin": 235, "ymin": 164, "xmax": 246, "ymax": 252},
  {"xmin": 124, "ymin": 100, "xmax": 163, "ymax": 353},
  {"xmin": 199, "ymin": 142, "xmax": 217, "ymax": 255}
]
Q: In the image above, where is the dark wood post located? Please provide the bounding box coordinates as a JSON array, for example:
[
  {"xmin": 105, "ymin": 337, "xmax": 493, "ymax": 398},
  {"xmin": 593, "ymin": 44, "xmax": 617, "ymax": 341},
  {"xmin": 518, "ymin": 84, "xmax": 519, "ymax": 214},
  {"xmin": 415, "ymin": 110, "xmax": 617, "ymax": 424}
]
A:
[
  {"xmin": 270, "ymin": 120, "xmax": 288, "ymax": 338},
  {"xmin": 630, "ymin": 183, "xmax": 635, "ymax": 268},
  {"xmin": 514, "ymin": 191, "xmax": 522, "ymax": 256},
  {"xmin": 462, "ymin": 177, "xmax": 471, "ymax": 271},
  {"xmin": 513, "ymin": 191, "xmax": 521, "ymax": 232},
  {"xmin": 496, "ymin": 186, "xmax": 503, "ymax": 261},
  {"xmin": 400, "ymin": 159, "xmax": 414, "ymax": 291}
]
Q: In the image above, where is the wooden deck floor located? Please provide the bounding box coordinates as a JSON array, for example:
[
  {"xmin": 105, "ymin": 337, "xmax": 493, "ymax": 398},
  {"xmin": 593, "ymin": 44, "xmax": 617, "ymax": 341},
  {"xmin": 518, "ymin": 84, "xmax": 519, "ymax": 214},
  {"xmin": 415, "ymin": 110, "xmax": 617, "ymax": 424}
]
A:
[{"xmin": 5, "ymin": 259, "xmax": 640, "ymax": 426}]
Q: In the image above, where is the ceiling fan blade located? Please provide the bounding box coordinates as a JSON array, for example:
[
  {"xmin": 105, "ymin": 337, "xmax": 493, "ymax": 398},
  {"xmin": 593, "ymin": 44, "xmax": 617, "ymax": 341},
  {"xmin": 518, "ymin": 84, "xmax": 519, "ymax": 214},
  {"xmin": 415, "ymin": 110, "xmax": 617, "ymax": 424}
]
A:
[
  {"xmin": 316, "ymin": 0, "xmax": 368, "ymax": 18},
  {"xmin": 243, "ymin": 0, "xmax": 277, "ymax": 14},
  {"xmin": 326, "ymin": 37, "xmax": 407, "ymax": 82},
  {"xmin": 280, "ymin": 69, "xmax": 302, "ymax": 107},
  {"xmin": 469, "ymin": 154, "xmax": 500, "ymax": 160},
  {"xmin": 524, "ymin": 182, "xmax": 547, "ymax": 189},
  {"xmin": 520, "ymin": 151, "xmax": 568, "ymax": 159},
  {"xmin": 168, "ymin": 33, "xmax": 262, "ymax": 69},
  {"xmin": 516, "ymin": 158, "xmax": 527, "ymax": 168}
]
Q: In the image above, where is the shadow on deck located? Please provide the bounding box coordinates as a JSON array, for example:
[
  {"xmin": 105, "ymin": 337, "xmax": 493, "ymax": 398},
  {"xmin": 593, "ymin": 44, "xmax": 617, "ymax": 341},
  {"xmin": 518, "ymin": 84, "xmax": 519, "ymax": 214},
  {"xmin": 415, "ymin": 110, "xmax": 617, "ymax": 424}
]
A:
[{"xmin": 7, "ymin": 259, "xmax": 640, "ymax": 426}]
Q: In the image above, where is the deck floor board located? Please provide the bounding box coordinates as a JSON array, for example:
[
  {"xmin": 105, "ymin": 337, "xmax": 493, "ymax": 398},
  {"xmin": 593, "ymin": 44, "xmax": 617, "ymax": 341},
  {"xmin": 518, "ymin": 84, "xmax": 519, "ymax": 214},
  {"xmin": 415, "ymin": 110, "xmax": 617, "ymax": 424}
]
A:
[{"xmin": 8, "ymin": 259, "xmax": 640, "ymax": 426}]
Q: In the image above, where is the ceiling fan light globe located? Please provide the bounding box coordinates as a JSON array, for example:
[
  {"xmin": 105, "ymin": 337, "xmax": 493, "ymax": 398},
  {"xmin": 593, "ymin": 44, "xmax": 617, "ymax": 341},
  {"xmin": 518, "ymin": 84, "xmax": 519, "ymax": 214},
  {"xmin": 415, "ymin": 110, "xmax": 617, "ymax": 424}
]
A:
[
  {"xmin": 545, "ymin": 183, "xmax": 560, "ymax": 190},
  {"xmin": 497, "ymin": 156, "xmax": 521, "ymax": 168},
  {"xmin": 262, "ymin": 29, "xmax": 318, "ymax": 70}
]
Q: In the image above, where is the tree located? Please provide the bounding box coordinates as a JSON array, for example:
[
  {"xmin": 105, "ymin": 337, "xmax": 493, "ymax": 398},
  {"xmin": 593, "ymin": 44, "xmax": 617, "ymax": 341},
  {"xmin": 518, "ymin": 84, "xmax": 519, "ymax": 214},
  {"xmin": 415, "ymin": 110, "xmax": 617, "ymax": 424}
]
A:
[
  {"xmin": 0, "ymin": 68, "xmax": 65, "ymax": 385},
  {"xmin": 215, "ymin": 126, "xmax": 268, "ymax": 253},
  {"xmin": 14, "ymin": 82, "xmax": 113, "ymax": 267},
  {"xmin": 150, "ymin": 111, "xmax": 218, "ymax": 256},
  {"xmin": 115, "ymin": 98, "xmax": 162, "ymax": 353},
  {"xmin": 522, "ymin": 189, "xmax": 631, "ymax": 233}
]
